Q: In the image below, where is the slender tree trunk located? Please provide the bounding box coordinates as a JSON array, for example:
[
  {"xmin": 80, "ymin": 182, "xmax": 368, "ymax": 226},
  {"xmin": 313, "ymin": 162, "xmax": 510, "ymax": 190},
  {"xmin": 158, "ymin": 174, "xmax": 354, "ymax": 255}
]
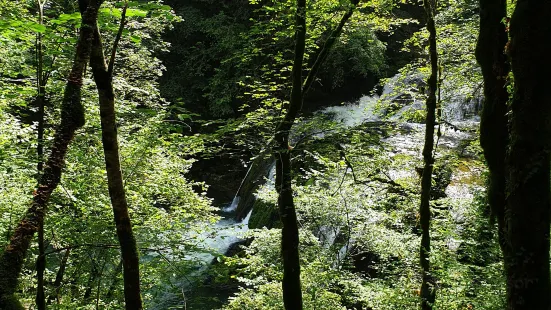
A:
[
  {"xmin": 274, "ymin": 1, "xmax": 306, "ymax": 309},
  {"xmin": 419, "ymin": 0, "xmax": 438, "ymax": 309},
  {"xmin": 36, "ymin": 0, "xmax": 46, "ymax": 176},
  {"xmin": 0, "ymin": 1, "xmax": 102, "ymax": 308},
  {"xmin": 35, "ymin": 2, "xmax": 47, "ymax": 309},
  {"xmin": 236, "ymin": 0, "xmax": 356, "ymax": 224},
  {"xmin": 273, "ymin": 2, "xmax": 359, "ymax": 309},
  {"xmin": 47, "ymin": 248, "xmax": 70, "ymax": 304},
  {"xmin": 475, "ymin": 0, "xmax": 510, "ymax": 281},
  {"xmin": 36, "ymin": 225, "xmax": 46, "ymax": 310},
  {"xmin": 87, "ymin": 4, "xmax": 143, "ymax": 308},
  {"xmin": 505, "ymin": 1, "xmax": 551, "ymax": 309},
  {"xmin": 94, "ymin": 258, "xmax": 107, "ymax": 309},
  {"xmin": 302, "ymin": 0, "xmax": 359, "ymax": 95}
]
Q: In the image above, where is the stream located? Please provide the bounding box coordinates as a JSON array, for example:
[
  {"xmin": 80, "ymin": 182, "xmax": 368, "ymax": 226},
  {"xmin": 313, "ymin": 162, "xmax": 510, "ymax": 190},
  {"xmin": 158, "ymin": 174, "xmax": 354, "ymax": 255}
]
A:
[{"xmin": 172, "ymin": 72, "xmax": 483, "ymax": 309}]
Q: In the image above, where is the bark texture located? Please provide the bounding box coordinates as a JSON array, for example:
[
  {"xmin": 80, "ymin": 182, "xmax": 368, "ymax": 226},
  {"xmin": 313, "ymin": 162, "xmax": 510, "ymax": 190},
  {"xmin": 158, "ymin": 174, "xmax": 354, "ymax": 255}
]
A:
[
  {"xmin": 273, "ymin": 2, "xmax": 359, "ymax": 308},
  {"xmin": 274, "ymin": 0, "xmax": 306, "ymax": 308},
  {"xmin": 35, "ymin": 2, "xmax": 47, "ymax": 309},
  {"xmin": 0, "ymin": 2, "xmax": 102, "ymax": 308},
  {"xmin": 419, "ymin": 0, "xmax": 438, "ymax": 308},
  {"xmin": 88, "ymin": 5, "xmax": 143, "ymax": 308},
  {"xmin": 506, "ymin": 1, "xmax": 551, "ymax": 309},
  {"xmin": 36, "ymin": 224, "xmax": 45, "ymax": 310},
  {"xmin": 475, "ymin": 0, "xmax": 510, "ymax": 282}
]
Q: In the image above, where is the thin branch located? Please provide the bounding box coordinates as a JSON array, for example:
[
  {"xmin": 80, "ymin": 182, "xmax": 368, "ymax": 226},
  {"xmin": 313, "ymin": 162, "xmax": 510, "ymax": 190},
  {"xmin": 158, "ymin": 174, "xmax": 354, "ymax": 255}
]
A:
[
  {"xmin": 338, "ymin": 191, "xmax": 352, "ymax": 268},
  {"xmin": 336, "ymin": 144, "xmax": 358, "ymax": 183},
  {"xmin": 107, "ymin": 1, "xmax": 128, "ymax": 77},
  {"xmin": 338, "ymin": 145, "xmax": 415, "ymax": 195},
  {"xmin": 331, "ymin": 166, "xmax": 348, "ymax": 197},
  {"xmin": 43, "ymin": 244, "xmax": 179, "ymax": 258},
  {"xmin": 302, "ymin": 0, "xmax": 359, "ymax": 95}
]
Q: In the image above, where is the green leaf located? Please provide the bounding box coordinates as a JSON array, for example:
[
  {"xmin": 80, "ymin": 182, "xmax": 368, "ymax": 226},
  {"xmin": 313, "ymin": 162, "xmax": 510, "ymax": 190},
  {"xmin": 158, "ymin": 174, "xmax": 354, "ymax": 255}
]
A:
[
  {"xmin": 51, "ymin": 12, "xmax": 81, "ymax": 24},
  {"xmin": 130, "ymin": 35, "xmax": 141, "ymax": 43},
  {"xmin": 99, "ymin": 8, "xmax": 122, "ymax": 19},
  {"xmin": 126, "ymin": 9, "xmax": 148, "ymax": 18},
  {"xmin": 27, "ymin": 23, "xmax": 46, "ymax": 33}
]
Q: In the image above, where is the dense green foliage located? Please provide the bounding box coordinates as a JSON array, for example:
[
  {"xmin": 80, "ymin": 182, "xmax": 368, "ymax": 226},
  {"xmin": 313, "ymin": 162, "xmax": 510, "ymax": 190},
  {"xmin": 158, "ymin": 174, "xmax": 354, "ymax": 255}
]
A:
[
  {"xmin": 1, "ymin": 1, "xmax": 216, "ymax": 308},
  {"xmin": 219, "ymin": 120, "xmax": 504, "ymax": 309},
  {"xmin": 0, "ymin": 0, "xmax": 541, "ymax": 309},
  {"xmin": 160, "ymin": 0, "xmax": 389, "ymax": 118}
]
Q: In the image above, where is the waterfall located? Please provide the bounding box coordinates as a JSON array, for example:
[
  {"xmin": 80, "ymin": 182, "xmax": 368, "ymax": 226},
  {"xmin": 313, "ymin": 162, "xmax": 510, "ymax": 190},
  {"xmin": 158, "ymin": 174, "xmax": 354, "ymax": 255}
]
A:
[
  {"xmin": 184, "ymin": 69, "xmax": 482, "ymax": 288},
  {"xmin": 322, "ymin": 95, "xmax": 381, "ymax": 128},
  {"xmin": 233, "ymin": 157, "xmax": 275, "ymax": 221},
  {"xmin": 222, "ymin": 196, "xmax": 240, "ymax": 213},
  {"xmin": 320, "ymin": 72, "xmax": 481, "ymax": 129},
  {"xmin": 158, "ymin": 70, "xmax": 484, "ymax": 310}
]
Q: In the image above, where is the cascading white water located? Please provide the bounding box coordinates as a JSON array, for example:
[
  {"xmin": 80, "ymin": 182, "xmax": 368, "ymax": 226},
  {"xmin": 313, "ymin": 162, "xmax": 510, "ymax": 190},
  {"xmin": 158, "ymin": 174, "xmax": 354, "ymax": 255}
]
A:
[
  {"xmin": 322, "ymin": 95, "xmax": 381, "ymax": 128},
  {"xmin": 222, "ymin": 196, "xmax": 240, "ymax": 213},
  {"xmin": 309, "ymin": 72, "xmax": 483, "ymax": 254},
  {"xmin": 152, "ymin": 71, "xmax": 486, "ymax": 310},
  {"xmin": 190, "ymin": 72, "xmax": 482, "ymax": 287},
  {"xmin": 193, "ymin": 164, "xmax": 277, "ymax": 266},
  {"xmin": 322, "ymin": 72, "xmax": 480, "ymax": 127},
  {"xmin": 265, "ymin": 163, "xmax": 276, "ymax": 189}
]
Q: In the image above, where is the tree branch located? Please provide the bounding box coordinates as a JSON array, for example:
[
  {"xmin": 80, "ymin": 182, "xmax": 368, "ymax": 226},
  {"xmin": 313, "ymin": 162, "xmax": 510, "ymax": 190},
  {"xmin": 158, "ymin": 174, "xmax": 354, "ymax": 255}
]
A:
[
  {"xmin": 108, "ymin": 1, "xmax": 128, "ymax": 77},
  {"xmin": 302, "ymin": 0, "xmax": 359, "ymax": 95}
]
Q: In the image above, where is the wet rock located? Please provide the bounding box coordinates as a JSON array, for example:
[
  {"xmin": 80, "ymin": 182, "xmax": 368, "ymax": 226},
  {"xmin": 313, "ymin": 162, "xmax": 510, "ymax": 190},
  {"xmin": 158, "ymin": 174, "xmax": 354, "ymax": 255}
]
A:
[
  {"xmin": 234, "ymin": 156, "xmax": 275, "ymax": 221},
  {"xmin": 431, "ymin": 162, "xmax": 453, "ymax": 199},
  {"xmin": 222, "ymin": 238, "xmax": 253, "ymax": 258},
  {"xmin": 248, "ymin": 198, "xmax": 281, "ymax": 229}
]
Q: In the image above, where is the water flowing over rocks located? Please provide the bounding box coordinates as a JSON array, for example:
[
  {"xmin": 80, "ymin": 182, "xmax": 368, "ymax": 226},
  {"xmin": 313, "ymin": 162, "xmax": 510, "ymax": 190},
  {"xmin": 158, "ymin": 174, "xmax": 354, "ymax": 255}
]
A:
[{"xmin": 181, "ymin": 70, "xmax": 484, "ymax": 308}]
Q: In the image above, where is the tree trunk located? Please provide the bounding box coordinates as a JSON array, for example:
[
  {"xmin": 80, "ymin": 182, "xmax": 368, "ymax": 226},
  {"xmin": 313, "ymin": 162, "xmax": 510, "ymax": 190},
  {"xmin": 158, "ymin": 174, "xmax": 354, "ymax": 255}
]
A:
[
  {"xmin": 35, "ymin": 2, "xmax": 47, "ymax": 309},
  {"xmin": 419, "ymin": 0, "xmax": 438, "ymax": 309},
  {"xmin": 36, "ymin": 0, "xmax": 46, "ymax": 177},
  {"xmin": 36, "ymin": 224, "xmax": 46, "ymax": 310},
  {"xmin": 302, "ymin": 0, "xmax": 359, "ymax": 95},
  {"xmin": 505, "ymin": 1, "xmax": 551, "ymax": 309},
  {"xmin": 0, "ymin": 1, "xmax": 102, "ymax": 308},
  {"xmin": 273, "ymin": 2, "xmax": 359, "ymax": 308},
  {"xmin": 273, "ymin": 0, "xmax": 306, "ymax": 309},
  {"xmin": 87, "ymin": 5, "xmax": 143, "ymax": 308},
  {"xmin": 475, "ymin": 0, "xmax": 510, "ymax": 282},
  {"xmin": 47, "ymin": 248, "xmax": 70, "ymax": 304}
]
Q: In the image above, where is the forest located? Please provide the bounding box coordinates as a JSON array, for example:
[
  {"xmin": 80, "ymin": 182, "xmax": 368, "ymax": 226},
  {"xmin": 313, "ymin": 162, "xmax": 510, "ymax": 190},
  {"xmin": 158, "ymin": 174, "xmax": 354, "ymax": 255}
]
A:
[{"xmin": 0, "ymin": 0, "xmax": 550, "ymax": 309}]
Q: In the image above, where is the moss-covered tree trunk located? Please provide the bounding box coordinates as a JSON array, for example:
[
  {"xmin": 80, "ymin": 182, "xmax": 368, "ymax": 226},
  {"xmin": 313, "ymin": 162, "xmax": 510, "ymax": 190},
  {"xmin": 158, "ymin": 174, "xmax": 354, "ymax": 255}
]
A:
[
  {"xmin": 474, "ymin": 0, "xmax": 510, "ymax": 281},
  {"xmin": 419, "ymin": 0, "xmax": 438, "ymax": 308},
  {"xmin": 0, "ymin": 1, "xmax": 103, "ymax": 308},
  {"xmin": 35, "ymin": 2, "xmax": 47, "ymax": 309},
  {"xmin": 505, "ymin": 1, "xmax": 551, "ymax": 309},
  {"xmin": 87, "ymin": 5, "xmax": 143, "ymax": 309},
  {"xmin": 273, "ymin": 0, "xmax": 306, "ymax": 308}
]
